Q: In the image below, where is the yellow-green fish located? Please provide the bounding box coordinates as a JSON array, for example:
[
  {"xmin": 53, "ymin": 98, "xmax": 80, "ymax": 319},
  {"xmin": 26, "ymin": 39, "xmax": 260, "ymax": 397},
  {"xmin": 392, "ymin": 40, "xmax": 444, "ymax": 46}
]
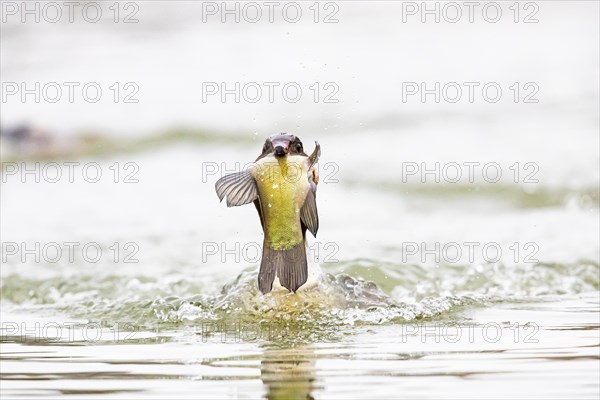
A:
[{"xmin": 216, "ymin": 133, "xmax": 320, "ymax": 293}]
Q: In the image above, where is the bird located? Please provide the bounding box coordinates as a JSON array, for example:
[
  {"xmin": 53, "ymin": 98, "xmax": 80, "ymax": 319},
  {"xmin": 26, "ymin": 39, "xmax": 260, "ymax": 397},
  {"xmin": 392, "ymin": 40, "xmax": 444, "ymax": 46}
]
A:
[{"xmin": 215, "ymin": 133, "xmax": 320, "ymax": 294}]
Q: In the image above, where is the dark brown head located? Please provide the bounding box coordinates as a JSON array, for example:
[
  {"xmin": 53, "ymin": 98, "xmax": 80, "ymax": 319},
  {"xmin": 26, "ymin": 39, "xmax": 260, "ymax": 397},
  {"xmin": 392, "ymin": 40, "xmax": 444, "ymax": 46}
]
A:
[{"xmin": 256, "ymin": 133, "xmax": 307, "ymax": 160}]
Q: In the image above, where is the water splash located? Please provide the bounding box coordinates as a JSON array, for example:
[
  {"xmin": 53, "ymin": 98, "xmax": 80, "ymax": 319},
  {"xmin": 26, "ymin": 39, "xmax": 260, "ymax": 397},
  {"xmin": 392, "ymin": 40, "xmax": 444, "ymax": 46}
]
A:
[{"xmin": 1, "ymin": 260, "xmax": 598, "ymax": 339}]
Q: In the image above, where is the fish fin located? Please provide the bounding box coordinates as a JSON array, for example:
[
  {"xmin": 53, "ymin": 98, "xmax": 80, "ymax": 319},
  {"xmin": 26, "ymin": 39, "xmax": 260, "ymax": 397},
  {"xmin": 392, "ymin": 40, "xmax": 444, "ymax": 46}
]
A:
[
  {"xmin": 300, "ymin": 143, "xmax": 320, "ymax": 237},
  {"xmin": 215, "ymin": 170, "xmax": 258, "ymax": 207},
  {"xmin": 300, "ymin": 188, "xmax": 318, "ymax": 237},
  {"xmin": 259, "ymin": 242, "xmax": 308, "ymax": 293},
  {"xmin": 258, "ymin": 250, "xmax": 276, "ymax": 294},
  {"xmin": 253, "ymin": 199, "xmax": 264, "ymax": 232}
]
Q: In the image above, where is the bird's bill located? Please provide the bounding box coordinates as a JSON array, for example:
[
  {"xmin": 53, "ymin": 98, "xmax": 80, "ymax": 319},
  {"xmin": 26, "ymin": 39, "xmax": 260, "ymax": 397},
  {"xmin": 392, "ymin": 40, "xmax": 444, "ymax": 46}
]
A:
[{"xmin": 270, "ymin": 135, "xmax": 293, "ymax": 158}]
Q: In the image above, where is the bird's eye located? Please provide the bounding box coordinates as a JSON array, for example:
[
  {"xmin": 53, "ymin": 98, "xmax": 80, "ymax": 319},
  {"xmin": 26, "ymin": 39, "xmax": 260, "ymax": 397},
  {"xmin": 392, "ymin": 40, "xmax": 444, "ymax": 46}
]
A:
[{"xmin": 296, "ymin": 143, "xmax": 303, "ymax": 152}]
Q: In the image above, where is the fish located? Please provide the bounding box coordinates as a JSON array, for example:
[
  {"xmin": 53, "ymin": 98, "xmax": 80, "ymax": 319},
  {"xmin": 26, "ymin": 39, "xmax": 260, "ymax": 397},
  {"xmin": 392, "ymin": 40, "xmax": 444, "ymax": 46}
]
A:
[{"xmin": 215, "ymin": 133, "xmax": 321, "ymax": 294}]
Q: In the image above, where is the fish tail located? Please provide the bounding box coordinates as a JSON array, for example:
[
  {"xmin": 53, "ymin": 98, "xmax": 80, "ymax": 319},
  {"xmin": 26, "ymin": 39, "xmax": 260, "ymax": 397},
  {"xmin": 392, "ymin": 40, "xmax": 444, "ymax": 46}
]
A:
[{"xmin": 258, "ymin": 241, "xmax": 308, "ymax": 294}]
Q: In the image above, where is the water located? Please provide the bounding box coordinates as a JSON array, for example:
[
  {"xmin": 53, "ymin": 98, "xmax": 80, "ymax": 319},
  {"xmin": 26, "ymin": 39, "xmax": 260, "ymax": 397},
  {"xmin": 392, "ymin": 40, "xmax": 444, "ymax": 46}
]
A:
[
  {"xmin": 1, "ymin": 143, "xmax": 598, "ymax": 398},
  {"xmin": 1, "ymin": 1, "xmax": 599, "ymax": 398}
]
